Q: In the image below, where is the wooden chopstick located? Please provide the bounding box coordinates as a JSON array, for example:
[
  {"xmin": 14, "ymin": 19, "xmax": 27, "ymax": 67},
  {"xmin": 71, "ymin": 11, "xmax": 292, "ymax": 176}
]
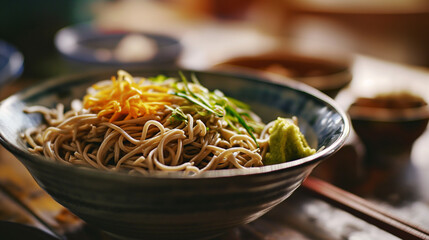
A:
[
  {"xmin": 302, "ymin": 176, "xmax": 429, "ymax": 240},
  {"xmin": 0, "ymin": 183, "xmax": 64, "ymax": 240}
]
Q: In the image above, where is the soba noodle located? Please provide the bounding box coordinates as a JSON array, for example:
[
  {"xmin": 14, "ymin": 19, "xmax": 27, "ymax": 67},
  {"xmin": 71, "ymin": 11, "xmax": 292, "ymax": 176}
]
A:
[{"xmin": 22, "ymin": 70, "xmax": 312, "ymax": 175}]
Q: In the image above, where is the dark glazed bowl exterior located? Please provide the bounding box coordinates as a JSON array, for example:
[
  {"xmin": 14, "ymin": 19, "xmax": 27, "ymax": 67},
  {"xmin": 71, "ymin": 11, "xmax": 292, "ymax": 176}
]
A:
[
  {"xmin": 348, "ymin": 101, "xmax": 429, "ymax": 167},
  {"xmin": 0, "ymin": 69, "xmax": 349, "ymax": 239}
]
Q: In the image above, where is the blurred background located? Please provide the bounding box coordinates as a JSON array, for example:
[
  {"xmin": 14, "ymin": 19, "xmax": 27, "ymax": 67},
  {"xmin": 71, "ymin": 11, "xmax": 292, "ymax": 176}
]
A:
[{"xmin": 1, "ymin": 0, "xmax": 429, "ymax": 79}]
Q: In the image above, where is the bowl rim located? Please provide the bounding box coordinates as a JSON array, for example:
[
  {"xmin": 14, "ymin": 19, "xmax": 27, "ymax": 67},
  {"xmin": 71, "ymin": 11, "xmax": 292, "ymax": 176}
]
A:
[
  {"xmin": 0, "ymin": 68, "xmax": 350, "ymax": 179},
  {"xmin": 213, "ymin": 64, "xmax": 352, "ymax": 92}
]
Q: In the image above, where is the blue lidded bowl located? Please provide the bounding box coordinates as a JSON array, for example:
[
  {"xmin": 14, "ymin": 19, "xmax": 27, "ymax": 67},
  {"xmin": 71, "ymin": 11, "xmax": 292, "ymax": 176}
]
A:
[{"xmin": 0, "ymin": 69, "xmax": 349, "ymax": 240}]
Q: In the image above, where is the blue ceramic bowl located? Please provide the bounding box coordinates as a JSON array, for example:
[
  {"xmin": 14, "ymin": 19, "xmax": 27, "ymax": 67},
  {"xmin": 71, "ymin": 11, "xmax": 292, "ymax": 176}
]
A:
[
  {"xmin": 0, "ymin": 40, "xmax": 24, "ymax": 86},
  {"xmin": 55, "ymin": 23, "xmax": 181, "ymax": 68},
  {"xmin": 0, "ymin": 69, "xmax": 349, "ymax": 240}
]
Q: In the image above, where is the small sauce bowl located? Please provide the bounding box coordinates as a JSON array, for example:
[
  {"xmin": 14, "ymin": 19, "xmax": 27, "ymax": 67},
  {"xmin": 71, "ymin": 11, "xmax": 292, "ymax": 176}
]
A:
[{"xmin": 348, "ymin": 92, "xmax": 429, "ymax": 167}]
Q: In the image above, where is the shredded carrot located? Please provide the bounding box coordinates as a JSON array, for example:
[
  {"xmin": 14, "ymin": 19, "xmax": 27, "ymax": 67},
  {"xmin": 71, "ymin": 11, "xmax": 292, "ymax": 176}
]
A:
[{"xmin": 83, "ymin": 70, "xmax": 174, "ymax": 122}]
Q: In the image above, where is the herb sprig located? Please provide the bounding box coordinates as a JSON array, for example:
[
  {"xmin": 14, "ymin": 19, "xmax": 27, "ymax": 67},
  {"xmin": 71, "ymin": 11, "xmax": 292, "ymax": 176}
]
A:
[{"xmin": 168, "ymin": 72, "xmax": 260, "ymax": 147}]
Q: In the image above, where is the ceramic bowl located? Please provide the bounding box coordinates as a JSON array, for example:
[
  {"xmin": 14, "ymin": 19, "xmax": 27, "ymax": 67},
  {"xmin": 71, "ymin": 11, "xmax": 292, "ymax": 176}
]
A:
[
  {"xmin": 0, "ymin": 40, "xmax": 24, "ymax": 86},
  {"xmin": 214, "ymin": 53, "xmax": 352, "ymax": 98},
  {"xmin": 54, "ymin": 23, "xmax": 182, "ymax": 71},
  {"xmin": 348, "ymin": 92, "xmax": 429, "ymax": 167},
  {"xmin": 0, "ymin": 69, "xmax": 349, "ymax": 240}
]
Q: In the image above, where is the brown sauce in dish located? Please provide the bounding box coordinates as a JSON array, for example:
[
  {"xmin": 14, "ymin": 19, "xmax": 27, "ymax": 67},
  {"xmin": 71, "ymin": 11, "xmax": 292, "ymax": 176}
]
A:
[
  {"xmin": 221, "ymin": 55, "xmax": 346, "ymax": 78},
  {"xmin": 216, "ymin": 54, "xmax": 352, "ymax": 98},
  {"xmin": 351, "ymin": 92, "xmax": 427, "ymax": 110}
]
